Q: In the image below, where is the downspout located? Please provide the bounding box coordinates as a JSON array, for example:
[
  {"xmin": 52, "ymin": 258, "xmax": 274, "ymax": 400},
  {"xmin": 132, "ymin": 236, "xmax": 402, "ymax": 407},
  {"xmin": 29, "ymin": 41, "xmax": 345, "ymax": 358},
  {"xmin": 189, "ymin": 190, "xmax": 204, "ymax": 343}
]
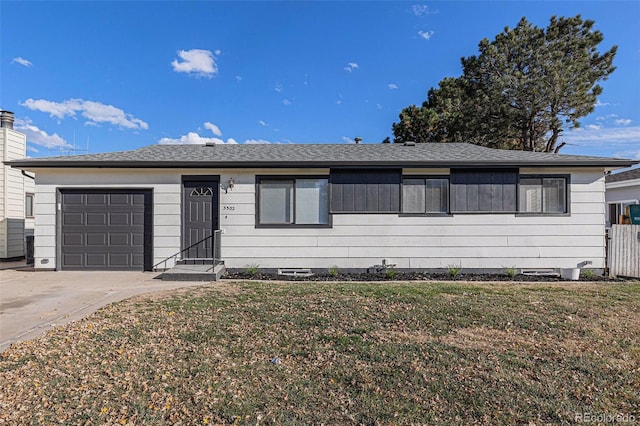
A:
[{"xmin": 22, "ymin": 170, "xmax": 35, "ymax": 180}]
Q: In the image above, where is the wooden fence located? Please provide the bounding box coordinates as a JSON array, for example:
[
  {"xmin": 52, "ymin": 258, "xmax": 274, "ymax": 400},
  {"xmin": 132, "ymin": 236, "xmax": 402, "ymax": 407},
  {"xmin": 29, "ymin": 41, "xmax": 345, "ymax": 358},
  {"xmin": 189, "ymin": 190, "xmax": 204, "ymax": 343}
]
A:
[{"xmin": 609, "ymin": 224, "xmax": 640, "ymax": 278}]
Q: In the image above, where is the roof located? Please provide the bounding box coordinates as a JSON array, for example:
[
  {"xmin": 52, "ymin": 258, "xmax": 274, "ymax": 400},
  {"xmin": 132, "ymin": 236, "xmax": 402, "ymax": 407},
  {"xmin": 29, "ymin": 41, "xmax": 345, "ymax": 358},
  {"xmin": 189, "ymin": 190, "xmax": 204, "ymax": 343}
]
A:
[
  {"xmin": 7, "ymin": 142, "xmax": 638, "ymax": 169},
  {"xmin": 606, "ymin": 167, "xmax": 640, "ymax": 183}
]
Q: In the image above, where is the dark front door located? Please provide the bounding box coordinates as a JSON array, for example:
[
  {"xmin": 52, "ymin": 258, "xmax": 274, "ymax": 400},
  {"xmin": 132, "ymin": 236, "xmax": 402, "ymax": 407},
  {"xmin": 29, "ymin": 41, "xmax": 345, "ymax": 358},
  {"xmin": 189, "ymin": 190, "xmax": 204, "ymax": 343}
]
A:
[{"xmin": 182, "ymin": 177, "xmax": 219, "ymax": 259}]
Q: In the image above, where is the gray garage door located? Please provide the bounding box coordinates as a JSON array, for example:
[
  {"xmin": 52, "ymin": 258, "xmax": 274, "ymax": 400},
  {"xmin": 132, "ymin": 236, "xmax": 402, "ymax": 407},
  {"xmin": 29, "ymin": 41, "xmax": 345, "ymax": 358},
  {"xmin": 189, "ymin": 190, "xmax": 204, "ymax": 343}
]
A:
[{"xmin": 60, "ymin": 189, "xmax": 152, "ymax": 270}]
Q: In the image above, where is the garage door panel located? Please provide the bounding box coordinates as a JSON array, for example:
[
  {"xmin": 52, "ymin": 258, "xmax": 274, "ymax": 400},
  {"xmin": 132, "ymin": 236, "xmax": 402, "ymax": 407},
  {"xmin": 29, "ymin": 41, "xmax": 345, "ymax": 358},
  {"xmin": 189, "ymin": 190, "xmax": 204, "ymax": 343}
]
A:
[
  {"xmin": 86, "ymin": 233, "xmax": 107, "ymax": 245},
  {"xmin": 109, "ymin": 233, "xmax": 130, "ymax": 246},
  {"xmin": 61, "ymin": 189, "xmax": 152, "ymax": 271},
  {"xmin": 109, "ymin": 212, "xmax": 130, "ymax": 226},
  {"xmin": 132, "ymin": 212, "xmax": 145, "ymax": 226},
  {"xmin": 132, "ymin": 193, "xmax": 146, "ymax": 205},
  {"xmin": 87, "ymin": 213, "xmax": 107, "ymax": 226},
  {"xmin": 132, "ymin": 253, "xmax": 144, "ymax": 267},
  {"xmin": 63, "ymin": 193, "xmax": 84, "ymax": 205},
  {"xmin": 86, "ymin": 253, "xmax": 107, "ymax": 267},
  {"xmin": 132, "ymin": 233, "xmax": 144, "ymax": 246},
  {"xmin": 87, "ymin": 194, "xmax": 107, "ymax": 205},
  {"xmin": 63, "ymin": 213, "xmax": 84, "ymax": 226},
  {"xmin": 109, "ymin": 253, "xmax": 130, "ymax": 267},
  {"xmin": 109, "ymin": 194, "xmax": 130, "ymax": 205},
  {"xmin": 63, "ymin": 233, "xmax": 83, "ymax": 246},
  {"xmin": 63, "ymin": 253, "xmax": 85, "ymax": 267}
]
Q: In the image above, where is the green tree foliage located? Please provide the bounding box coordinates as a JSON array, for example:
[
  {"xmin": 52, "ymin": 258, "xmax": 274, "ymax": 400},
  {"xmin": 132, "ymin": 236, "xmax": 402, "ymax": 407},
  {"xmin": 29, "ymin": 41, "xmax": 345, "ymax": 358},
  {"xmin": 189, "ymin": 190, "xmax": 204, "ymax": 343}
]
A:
[{"xmin": 391, "ymin": 15, "xmax": 617, "ymax": 152}]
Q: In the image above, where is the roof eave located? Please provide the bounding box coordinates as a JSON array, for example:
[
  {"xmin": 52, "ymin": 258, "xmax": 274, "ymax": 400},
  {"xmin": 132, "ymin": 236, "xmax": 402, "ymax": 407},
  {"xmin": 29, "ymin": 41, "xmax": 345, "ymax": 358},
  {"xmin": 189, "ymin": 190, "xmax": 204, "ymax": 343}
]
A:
[{"xmin": 7, "ymin": 159, "xmax": 638, "ymax": 169}]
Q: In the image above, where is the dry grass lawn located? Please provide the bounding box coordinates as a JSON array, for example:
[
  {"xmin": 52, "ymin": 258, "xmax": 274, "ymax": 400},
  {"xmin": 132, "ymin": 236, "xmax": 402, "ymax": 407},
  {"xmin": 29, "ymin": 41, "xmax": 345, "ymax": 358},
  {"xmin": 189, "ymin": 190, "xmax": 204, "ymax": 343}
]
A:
[{"xmin": 1, "ymin": 281, "xmax": 639, "ymax": 425}]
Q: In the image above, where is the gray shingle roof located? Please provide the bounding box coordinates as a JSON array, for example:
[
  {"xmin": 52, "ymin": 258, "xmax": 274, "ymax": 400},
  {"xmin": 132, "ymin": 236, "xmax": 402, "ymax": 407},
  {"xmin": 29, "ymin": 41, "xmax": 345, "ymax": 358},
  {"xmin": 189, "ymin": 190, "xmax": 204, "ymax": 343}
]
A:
[
  {"xmin": 606, "ymin": 167, "xmax": 640, "ymax": 183},
  {"xmin": 8, "ymin": 143, "xmax": 638, "ymax": 169}
]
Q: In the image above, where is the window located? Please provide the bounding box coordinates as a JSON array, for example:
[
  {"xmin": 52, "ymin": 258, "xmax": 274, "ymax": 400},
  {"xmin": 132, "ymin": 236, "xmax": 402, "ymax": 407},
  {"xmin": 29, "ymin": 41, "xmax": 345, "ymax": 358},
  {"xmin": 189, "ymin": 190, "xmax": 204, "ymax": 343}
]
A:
[
  {"xmin": 190, "ymin": 186, "xmax": 213, "ymax": 196},
  {"xmin": 330, "ymin": 169, "xmax": 401, "ymax": 213},
  {"xmin": 607, "ymin": 200, "xmax": 638, "ymax": 225},
  {"xmin": 257, "ymin": 177, "xmax": 329, "ymax": 226},
  {"xmin": 402, "ymin": 177, "xmax": 449, "ymax": 214},
  {"xmin": 518, "ymin": 176, "xmax": 569, "ymax": 214},
  {"xmin": 450, "ymin": 169, "xmax": 517, "ymax": 213},
  {"xmin": 25, "ymin": 193, "xmax": 34, "ymax": 218}
]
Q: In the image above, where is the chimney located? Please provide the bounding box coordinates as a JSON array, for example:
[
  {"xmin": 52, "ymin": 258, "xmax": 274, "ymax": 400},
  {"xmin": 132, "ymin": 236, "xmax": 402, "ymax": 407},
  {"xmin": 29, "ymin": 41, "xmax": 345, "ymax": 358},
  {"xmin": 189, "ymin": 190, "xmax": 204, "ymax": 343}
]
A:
[
  {"xmin": 354, "ymin": 137, "xmax": 362, "ymax": 144},
  {"xmin": 0, "ymin": 110, "xmax": 15, "ymax": 129}
]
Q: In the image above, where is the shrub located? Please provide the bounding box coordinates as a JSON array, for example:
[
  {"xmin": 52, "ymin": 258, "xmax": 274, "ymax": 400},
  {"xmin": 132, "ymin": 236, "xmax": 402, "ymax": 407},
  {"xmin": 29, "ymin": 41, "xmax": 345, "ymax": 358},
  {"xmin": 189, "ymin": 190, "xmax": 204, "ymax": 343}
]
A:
[
  {"xmin": 328, "ymin": 266, "xmax": 340, "ymax": 277},
  {"xmin": 447, "ymin": 264, "xmax": 462, "ymax": 278},
  {"xmin": 385, "ymin": 267, "xmax": 398, "ymax": 279},
  {"xmin": 245, "ymin": 264, "xmax": 259, "ymax": 277},
  {"xmin": 504, "ymin": 267, "xmax": 517, "ymax": 280}
]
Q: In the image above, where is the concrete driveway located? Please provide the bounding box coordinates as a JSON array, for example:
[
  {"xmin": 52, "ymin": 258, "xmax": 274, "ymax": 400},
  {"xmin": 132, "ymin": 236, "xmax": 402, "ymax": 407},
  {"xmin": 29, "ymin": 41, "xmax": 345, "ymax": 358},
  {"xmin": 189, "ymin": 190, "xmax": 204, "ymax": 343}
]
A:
[{"xmin": 0, "ymin": 269, "xmax": 211, "ymax": 352}]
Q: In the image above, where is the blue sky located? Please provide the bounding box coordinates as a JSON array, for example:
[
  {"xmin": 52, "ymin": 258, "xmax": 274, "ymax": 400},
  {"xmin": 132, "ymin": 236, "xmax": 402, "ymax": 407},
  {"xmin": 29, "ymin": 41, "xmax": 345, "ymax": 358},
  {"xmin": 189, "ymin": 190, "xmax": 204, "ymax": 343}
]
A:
[{"xmin": 2, "ymin": 1, "xmax": 639, "ymax": 160}]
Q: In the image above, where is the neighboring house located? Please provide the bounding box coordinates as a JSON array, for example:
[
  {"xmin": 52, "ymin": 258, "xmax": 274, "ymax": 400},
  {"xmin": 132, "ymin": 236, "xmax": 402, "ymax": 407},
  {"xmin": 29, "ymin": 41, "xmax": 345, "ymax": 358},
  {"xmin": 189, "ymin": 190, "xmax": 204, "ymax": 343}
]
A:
[
  {"xmin": 7, "ymin": 142, "xmax": 637, "ymax": 272},
  {"xmin": 605, "ymin": 168, "xmax": 640, "ymax": 226},
  {"xmin": 0, "ymin": 110, "xmax": 35, "ymax": 260}
]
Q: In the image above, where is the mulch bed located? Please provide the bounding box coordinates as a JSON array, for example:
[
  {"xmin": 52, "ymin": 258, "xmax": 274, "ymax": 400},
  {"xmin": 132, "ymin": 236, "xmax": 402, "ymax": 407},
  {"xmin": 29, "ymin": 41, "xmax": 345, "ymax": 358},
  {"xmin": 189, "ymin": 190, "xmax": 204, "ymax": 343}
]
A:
[{"xmin": 223, "ymin": 270, "xmax": 629, "ymax": 282}]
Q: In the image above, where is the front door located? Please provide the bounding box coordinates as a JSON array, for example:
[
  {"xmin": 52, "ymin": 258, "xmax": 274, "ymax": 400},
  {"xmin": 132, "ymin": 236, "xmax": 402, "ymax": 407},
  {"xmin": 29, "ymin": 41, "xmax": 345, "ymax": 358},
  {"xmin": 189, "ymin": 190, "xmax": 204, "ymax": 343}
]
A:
[{"xmin": 182, "ymin": 177, "xmax": 219, "ymax": 259}]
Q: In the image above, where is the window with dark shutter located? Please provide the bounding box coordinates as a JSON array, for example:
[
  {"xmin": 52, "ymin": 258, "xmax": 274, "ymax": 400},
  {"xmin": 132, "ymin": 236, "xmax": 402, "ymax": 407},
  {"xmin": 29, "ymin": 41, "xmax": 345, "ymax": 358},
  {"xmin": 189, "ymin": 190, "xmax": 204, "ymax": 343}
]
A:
[
  {"xmin": 450, "ymin": 169, "xmax": 517, "ymax": 213},
  {"xmin": 330, "ymin": 169, "xmax": 401, "ymax": 213}
]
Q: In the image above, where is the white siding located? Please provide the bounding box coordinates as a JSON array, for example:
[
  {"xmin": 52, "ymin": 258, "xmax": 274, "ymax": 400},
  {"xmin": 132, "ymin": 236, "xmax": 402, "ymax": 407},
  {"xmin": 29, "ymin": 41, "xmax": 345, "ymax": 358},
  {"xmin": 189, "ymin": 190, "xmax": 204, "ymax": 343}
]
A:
[
  {"xmin": 28, "ymin": 166, "xmax": 607, "ymax": 271},
  {"xmin": 1, "ymin": 128, "xmax": 29, "ymax": 258},
  {"xmin": 219, "ymin": 167, "xmax": 606, "ymax": 270}
]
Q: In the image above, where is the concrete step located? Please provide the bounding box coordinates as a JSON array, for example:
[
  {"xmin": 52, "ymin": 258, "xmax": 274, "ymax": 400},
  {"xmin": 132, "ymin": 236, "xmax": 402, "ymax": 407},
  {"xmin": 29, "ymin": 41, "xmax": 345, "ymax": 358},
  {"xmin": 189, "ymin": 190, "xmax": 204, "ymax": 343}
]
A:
[{"xmin": 160, "ymin": 262, "xmax": 226, "ymax": 281}]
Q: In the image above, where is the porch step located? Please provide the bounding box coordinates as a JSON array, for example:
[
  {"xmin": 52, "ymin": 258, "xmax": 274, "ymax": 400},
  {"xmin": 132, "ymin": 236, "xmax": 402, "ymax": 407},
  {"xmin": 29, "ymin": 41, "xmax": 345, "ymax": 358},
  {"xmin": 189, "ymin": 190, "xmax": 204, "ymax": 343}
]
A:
[{"xmin": 160, "ymin": 262, "xmax": 226, "ymax": 281}]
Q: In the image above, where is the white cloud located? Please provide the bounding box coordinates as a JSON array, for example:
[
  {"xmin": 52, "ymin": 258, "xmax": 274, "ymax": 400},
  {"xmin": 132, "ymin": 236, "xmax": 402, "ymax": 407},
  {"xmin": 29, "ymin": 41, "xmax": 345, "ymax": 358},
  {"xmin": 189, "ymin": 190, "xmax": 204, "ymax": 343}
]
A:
[
  {"xmin": 274, "ymin": 83, "xmax": 283, "ymax": 93},
  {"xmin": 412, "ymin": 4, "xmax": 435, "ymax": 16},
  {"xmin": 344, "ymin": 62, "xmax": 359, "ymax": 72},
  {"xmin": 12, "ymin": 57, "xmax": 32, "ymax": 67},
  {"xmin": 159, "ymin": 132, "xmax": 236, "ymax": 145},
  {"xmin": 586, "ymin": 124, "xmax": 602, "ymax": 130},
  {"xmin": 613, "ymin": 149, "xmax": 640, "ymax": 160},
  {"xmin": 336, "ymin": 100, "xmax": 343, "ymax": 105},
  {"xmin": 376, "ymin": 103, "xmax": 383, "ymax": 110},
  {"xmin": 21, "ymin": 98, "xmax": 148, "ymax": 130},
  {"xmin": 244, "ymin": 139, "xmax": 272, "ymax": 144},
  {"xmin": 615, "ymin": 118, "xmax": 632, "ymax": 126},
  {"xmin": 171, "ymin": 49, "xmax": 218, "ymax": 78},
  {"xmin": 204, "ymin": 122, "xmax": 222, "ymax": 136},
  {"xmin": 236, "ymin": 75, "xmax": 242, "ymax": 81},
  {"xmin": 388, "ymin": 83, "xmax": 398, "ymax": 90},
  {"xmin": 595, "ymin": 100, "xmax": 611, "ymax": 107},
  {"xmin": 596, "ymin": 114, "xmax": 618, "ymax": 121},
  {"xmin": 214, "ymin": 49, "xmax": 221, "ymax": 56},
  {"xmin": 562, "ymin": 126, "xmax": 640, "ymax": 148},
  {"xmin": 282, "ymin": 99, "xmax": 292, "ymax": 106},
  {"xmin": 418, "ymin": 30, "xmax": 435, "ymax": 40},
  {"xmin": 14, "ymin": 119, "xmax": 72, "ymax": 149},
  {"xmin": 27, "ymin": 146, "xmax": 39, "ymax": 153},
  {"xmin": 258, "ymin": 120, "xmax": 268, "ymax": 127},
  {"xmin": 342, "ymin": 136, "xmax": 354, "ymax": 144}
]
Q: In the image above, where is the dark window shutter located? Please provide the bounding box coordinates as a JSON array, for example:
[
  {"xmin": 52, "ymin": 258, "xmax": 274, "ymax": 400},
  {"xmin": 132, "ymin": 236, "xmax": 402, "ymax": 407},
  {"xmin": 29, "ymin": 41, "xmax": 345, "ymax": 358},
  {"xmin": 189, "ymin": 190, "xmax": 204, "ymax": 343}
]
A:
[
  {"xmin": 451, "ymin": 169, "xmax": 517, "ymax": 213},
  {"xmin": 330, "ymin": 169, "xmax": 401, "ymax": 213}
]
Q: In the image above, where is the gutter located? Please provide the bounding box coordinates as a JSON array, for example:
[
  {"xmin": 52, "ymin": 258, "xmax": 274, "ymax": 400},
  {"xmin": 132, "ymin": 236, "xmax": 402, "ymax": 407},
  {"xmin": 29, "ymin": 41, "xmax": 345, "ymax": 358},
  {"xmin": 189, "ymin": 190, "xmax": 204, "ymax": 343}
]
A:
[{"xmin": 7, "ymin": 159, "xmax": 639, "ymax": 169}]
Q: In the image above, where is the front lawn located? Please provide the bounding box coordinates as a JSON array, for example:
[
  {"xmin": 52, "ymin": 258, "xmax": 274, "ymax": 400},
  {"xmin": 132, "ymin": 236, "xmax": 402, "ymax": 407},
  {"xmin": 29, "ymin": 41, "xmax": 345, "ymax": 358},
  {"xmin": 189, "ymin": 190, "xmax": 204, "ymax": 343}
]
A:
[{"xmin": 1, "ymin": 281, "xmax": 638, "ymax": 425}]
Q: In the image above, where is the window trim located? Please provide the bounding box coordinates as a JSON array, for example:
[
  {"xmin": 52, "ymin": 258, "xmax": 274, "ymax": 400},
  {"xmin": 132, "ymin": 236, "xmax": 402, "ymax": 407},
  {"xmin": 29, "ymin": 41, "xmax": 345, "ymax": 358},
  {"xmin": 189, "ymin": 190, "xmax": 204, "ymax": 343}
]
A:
[
  {"xmin": 516, "ymin": 174, "xmax": 571, "ymax": 216},
  {"xmin": 25, "ymin": 193, "xmax": 35, "ymax": 218},
  {"xmin": 399, "ymin": 175, "xmax": 452, "ymax": 217},
  {"xmin": 255, "ymin": 175, "xmax": 332, "ymax": 228}
]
